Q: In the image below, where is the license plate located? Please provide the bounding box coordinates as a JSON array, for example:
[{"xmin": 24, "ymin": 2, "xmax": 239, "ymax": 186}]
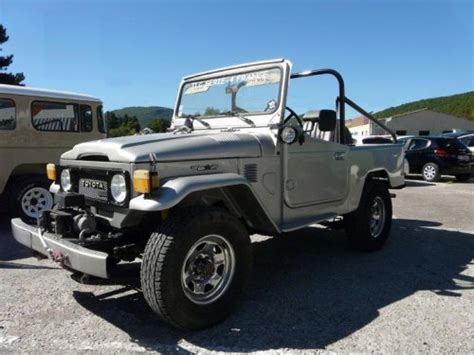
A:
[
  {"xmin": 458, "ymin": 155, "xmax": 470, "ymax": 161},
  {"xmin": 79, "ymin": 178, "xmax": 108, "ymax": 201}
]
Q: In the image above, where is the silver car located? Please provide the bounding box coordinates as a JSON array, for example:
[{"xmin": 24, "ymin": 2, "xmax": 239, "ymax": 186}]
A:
[{"xmin": 11, "ymin": 59, "xmax": 405, "ymax": 329}]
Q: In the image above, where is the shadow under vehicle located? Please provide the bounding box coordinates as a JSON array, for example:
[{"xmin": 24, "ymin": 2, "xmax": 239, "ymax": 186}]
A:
[{"xmin": 69, "ymin": 218, "xmax": 474, "ymax": 352}]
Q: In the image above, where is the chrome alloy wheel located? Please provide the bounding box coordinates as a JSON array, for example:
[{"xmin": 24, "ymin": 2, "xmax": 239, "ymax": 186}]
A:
[
  {"xmin": 423, "ymin": 165, "xmax": 437, "ymax": 180},
  {"xmin": 181, "ymin": 234, "xmax": 236, "ymax": 305},
  {"xmin": 369, "ymin": 196, "xmax": 386, "ymax": 238},
  {"xmin": 21, "ymin": 186, "xmax": 53, "ymax": 219}
]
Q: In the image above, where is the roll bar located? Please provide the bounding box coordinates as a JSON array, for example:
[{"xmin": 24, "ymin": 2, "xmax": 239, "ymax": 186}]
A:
[{"xmin": 290, "ymin": 69, "xmax": 397, "ymax": 143}]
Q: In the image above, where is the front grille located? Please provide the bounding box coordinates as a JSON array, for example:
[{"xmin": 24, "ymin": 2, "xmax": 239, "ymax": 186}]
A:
[
  {"xmin": 78, "ymin": 178, "xmax": 108, "ymax": 202},
  {"xmin": 61, "ymin": 167, "xmax": 130, "ymax": 206}
]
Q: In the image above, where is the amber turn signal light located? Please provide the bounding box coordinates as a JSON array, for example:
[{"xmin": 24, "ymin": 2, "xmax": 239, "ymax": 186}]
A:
[
  {"xmin": 46, "ymin": 163, "xmax": 56, "ymax": 181},
  {"xmin": 133, "ymin": 170, "xmax": 160, "ymax": 194}
]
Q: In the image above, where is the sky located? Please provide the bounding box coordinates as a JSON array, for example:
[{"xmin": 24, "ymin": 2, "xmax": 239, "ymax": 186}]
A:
[{"xmin": 0, "ymin": 0, "xmax": 472, "ymax": 117}]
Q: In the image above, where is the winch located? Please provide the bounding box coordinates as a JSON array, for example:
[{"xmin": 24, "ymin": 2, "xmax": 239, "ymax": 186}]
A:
[{"xmin": 39, "ymin": 191, "xmax": 97, "ymax": 238}]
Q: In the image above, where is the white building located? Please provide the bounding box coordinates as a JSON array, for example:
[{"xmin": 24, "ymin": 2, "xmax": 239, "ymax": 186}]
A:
[
  {"xmin": 347, "ymin": 109, "xmax": 474, "ymax": 137},
  {"xmin": 346, "ymin": 116, "xmax": 374, "ymax": 138},
  {"xmin": 377, "ymin": 109, "xmax": 474, "ymax": 136}
]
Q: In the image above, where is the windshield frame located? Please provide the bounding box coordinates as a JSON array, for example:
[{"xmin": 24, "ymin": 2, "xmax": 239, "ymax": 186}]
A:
[{"xmin": 176, "ymin": 66, "xmax": 284, "ymax": 119}]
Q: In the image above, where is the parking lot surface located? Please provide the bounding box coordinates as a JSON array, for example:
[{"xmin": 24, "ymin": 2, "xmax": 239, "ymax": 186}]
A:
[{"xmin": 1, "ymin": 177, "xmax": 473, "ymax": 353}]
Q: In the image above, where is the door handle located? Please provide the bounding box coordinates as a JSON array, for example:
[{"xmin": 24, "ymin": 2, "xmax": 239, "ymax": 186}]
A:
[{"xmin": 334, "ymin": 151, "xmax": 346, "ymax": 161}]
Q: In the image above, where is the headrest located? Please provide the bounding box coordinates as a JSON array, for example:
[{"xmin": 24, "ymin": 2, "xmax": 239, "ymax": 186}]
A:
[{"xmin": 302, "ymin": 110, "xmax": 320, "ymax": 122}]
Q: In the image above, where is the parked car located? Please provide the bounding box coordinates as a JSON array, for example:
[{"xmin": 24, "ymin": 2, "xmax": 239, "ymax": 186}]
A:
[
  {"xmin": 441, "ymin": 130, "xmax": 474, "ymax": 137},
  {"xmin": 11, "ymin": 59, "xmax": 405, "ymax": 330},
  {"xmin": 400, "ymin": 136, "xmax": 473, "ymax": 182},
  {"xmin": 0, "ymin": 84, "xmax": 106, "ymax": 222},
  {"xmin": 352, "ymin": 135, "xmax": 394, "ymax": 145}
]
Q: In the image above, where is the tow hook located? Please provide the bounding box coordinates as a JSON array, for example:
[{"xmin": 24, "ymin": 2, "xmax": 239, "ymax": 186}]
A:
[
  {"xmin": 37, "ymin": 226, "xmax": 53, "ymax": 258},
  {"xmin": 37, "ymin": 226, "xmax": 67, "ymax": 266},
  {"xmin": 50, "ymin": 250, "xmax": 66, "ymax": 266}
]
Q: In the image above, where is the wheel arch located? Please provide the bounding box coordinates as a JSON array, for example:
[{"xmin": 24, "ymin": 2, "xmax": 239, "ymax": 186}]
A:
[
  {"xmin": 365, "ymin": 169, "xmax": 390, "ymax": 186},
  {"xmin": 129, "ymin": 173, "xmax": 279, "ymax": 235},
  {"xmin": 3, "ymin": 164, "xmax": 49, "ymax": 198}
]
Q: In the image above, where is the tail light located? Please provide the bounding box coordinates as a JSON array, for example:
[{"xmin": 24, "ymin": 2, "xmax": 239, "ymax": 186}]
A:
[{"xmin": 434, "ymin": 148, "xmax": 449, "ymax": 157}]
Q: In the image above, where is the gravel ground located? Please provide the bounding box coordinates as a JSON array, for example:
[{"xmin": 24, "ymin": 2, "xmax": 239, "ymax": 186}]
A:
[{"xmin": 0, "ymin": 177, "xmax": 473, "ymax": 353}]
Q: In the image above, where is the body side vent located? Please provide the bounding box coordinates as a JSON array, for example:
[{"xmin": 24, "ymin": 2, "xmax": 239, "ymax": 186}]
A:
[{"xmin": 244, "ymin": 163, "xmax": 258, "ymax": 183}]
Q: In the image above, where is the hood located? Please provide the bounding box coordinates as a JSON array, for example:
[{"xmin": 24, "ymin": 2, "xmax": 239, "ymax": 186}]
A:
[{"xmin": 61, "ymin": 131, "xmax": 263, "ymax": 163}]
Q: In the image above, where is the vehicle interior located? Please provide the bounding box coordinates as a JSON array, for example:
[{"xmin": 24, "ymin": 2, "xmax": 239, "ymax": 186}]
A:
[{"xmin": 285, "ymin": 69, "xmax": 392, "ymax": 146}]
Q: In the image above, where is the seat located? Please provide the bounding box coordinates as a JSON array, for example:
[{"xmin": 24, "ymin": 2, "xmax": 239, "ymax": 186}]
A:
[{"xmin": 302, "ymin": 110, "xmax": 334, "ymax": 142}]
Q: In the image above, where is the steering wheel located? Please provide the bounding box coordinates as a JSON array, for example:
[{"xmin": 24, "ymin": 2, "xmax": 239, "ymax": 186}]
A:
[{"xmin": 284, "ymin": 106, "xmax": 303, "ymax": 127}]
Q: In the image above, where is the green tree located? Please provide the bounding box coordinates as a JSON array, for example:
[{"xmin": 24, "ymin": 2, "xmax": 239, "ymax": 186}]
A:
[
  {"xmin": 148, "ymin": 118, "xmax": 170, "ymax": 133},
  {"xmin": 105, "ymin": 111, "xmax": 120, "ymax": 129},
  {"xmin": 108, "ymin": 126, "xmax": 134, "ymax": 138},
  {"xmin": 123, "ymin": 116, "xmax": 140, "ymax": 133},
  {"xmin": 0, "ymin": 24, "xmax": 25, "ymax": 85},
  {"xmin": 204, "ymin": 107, "xmax": 221, "ymax": 115},
  {"xmin": 105, "ymin": 112, "xmax": 141, "ymax": 137}
]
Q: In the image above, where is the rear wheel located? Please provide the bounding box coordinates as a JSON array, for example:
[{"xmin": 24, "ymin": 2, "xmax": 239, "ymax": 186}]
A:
[
  {"xmin": 422, "ymin": 163, "xmax": 440, "ymax": 182},
  {"xmin": 345, "ymin": 180, "xmax": 392, "ymax": 251},
  {"xmin": 9, "ymin": 175, "xmax": 54, "ymax": 224},
  {"xmin": 141, "ymin": 207, "xmax": 252, "ymax": 330},
  {"xmin": 455, "ymin": 174, "xmax": 471, "ymax": 182}
]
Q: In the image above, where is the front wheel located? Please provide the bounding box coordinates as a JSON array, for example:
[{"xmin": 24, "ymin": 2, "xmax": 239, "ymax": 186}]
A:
[
  {"xmin": 9, "ymin": 175, "xmax": 54, "ymax": 224},
  {"xmin": 141, "ymin": 207, "xmax": 252, "ymax": 330},
  {"xmin": 345, "ymin": 180, "xmax": 392, "ymax": 251}
]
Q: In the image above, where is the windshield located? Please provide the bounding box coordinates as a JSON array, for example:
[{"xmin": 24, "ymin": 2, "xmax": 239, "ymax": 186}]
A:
[{"xmin": 178, "ymin": 67, "xmax": 282, "ymax": 118}]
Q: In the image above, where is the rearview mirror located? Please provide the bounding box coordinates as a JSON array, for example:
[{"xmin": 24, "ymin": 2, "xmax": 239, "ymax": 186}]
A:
[{"xmin": 318, "ymin": 110, "xmax": 337, "ymax": 132}]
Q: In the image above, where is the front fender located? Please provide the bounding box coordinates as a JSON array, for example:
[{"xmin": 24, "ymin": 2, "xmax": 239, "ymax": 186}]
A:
[{"xmin": 129, "ymin": 173, "xmax": 252, "ymax": 212}]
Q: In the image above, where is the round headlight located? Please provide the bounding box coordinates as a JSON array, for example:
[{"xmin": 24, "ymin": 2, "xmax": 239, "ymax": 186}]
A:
[
  {"xmin": 280, "ymin": 126, "xmax": 298, "ymax": 144},
  {"xmin": 111, "ymin": 174, "xmax": 127, "ymax": 203},
  {"xmin": 60, "ymin": 169, "xmax": 72, "ymax": 191}
]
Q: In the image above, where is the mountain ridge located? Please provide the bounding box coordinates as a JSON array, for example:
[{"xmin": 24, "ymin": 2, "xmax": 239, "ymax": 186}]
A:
[
  {"xmin": 110, "ymin": 106, "xmax": 173, "ymax": 128},
  {"xmin": 374, "ymin": 91, "xmax": 474, "ymax": 120}
]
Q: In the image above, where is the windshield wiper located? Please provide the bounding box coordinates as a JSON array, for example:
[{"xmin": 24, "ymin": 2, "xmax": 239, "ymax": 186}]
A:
[
  {"xmin": 221, "ymin": 111, "xmax": 256, "ymax": 127},
  {"xmin": 182, "ymin": 114, "xmax": 211, "ymax": 129}
]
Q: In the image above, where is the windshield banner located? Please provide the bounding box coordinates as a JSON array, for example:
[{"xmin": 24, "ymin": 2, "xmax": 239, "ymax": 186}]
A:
[{"xmin": 184, "ymin": 69, "xmax": 281, "ymax": 95}]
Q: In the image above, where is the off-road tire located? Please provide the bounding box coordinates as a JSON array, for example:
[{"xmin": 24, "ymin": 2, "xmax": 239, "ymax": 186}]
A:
[
  {"xmin": 422, "ymin": 162, "xmax": 440, "ymax": 182},
  {"xmin": 455, "ymin": 174, "xmax": 471, "ymax": 182},
  {"xmin": 140, "ymin": 207, "xmax": 252, "ymax": 330},
  {"xmin": 9, "ymin": 175, "xmax": 53, "ymax": 224},
  {"xmin": 345, "ymin": 180, "xmax": 392, "ymax": 251}
]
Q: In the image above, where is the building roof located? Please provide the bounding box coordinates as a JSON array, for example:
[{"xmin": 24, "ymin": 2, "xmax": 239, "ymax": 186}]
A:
[
  {"xmin": 381, "ymin": 108, "xmax": 471, "ymax": 122},
  {"xmin": 384, "ymin": 108, "xmax": 430, "ymax": 119},
  {"xmin": 346, "ymin": 115, "xmax": 369, "ymax": 128},
  {"xmin": 0, "ymin": 84, "xmax": 101, "ymax": 103}
]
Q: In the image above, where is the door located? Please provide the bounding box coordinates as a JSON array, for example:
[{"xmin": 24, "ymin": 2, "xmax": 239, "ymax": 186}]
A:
[
  {"xmin": 283, "ymin": 134, "xmax": 349, "ymax": 207},
  {"xmin": 405, "ymin": 138, "xmax": 431, "ymax": 172}
]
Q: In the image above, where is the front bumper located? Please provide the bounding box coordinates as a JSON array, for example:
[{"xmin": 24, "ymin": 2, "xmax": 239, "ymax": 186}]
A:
[
  {"xmin": 11, "ymin": 218, "xmax": 110, "ymax": 278},
  {"xmin": 442, "ymin": 163, "xmax": 474, "ymax": 175}
]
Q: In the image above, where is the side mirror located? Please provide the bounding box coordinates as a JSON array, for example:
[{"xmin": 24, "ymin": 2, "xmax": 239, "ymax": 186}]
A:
[{"xmin": 319, "ymin": 109, "xmax": 337, "ymax": 132}]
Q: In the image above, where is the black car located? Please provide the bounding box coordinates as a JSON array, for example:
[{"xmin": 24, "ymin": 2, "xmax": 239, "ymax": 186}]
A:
[{"xmin": 400, "ymin": 136, "xmax": 473, "ymax": 182}]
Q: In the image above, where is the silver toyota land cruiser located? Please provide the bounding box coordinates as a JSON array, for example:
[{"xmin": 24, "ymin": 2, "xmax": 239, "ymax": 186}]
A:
[{"xmin": 11, "ymin": 59, "xmax": 405, "ymax": 330}]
